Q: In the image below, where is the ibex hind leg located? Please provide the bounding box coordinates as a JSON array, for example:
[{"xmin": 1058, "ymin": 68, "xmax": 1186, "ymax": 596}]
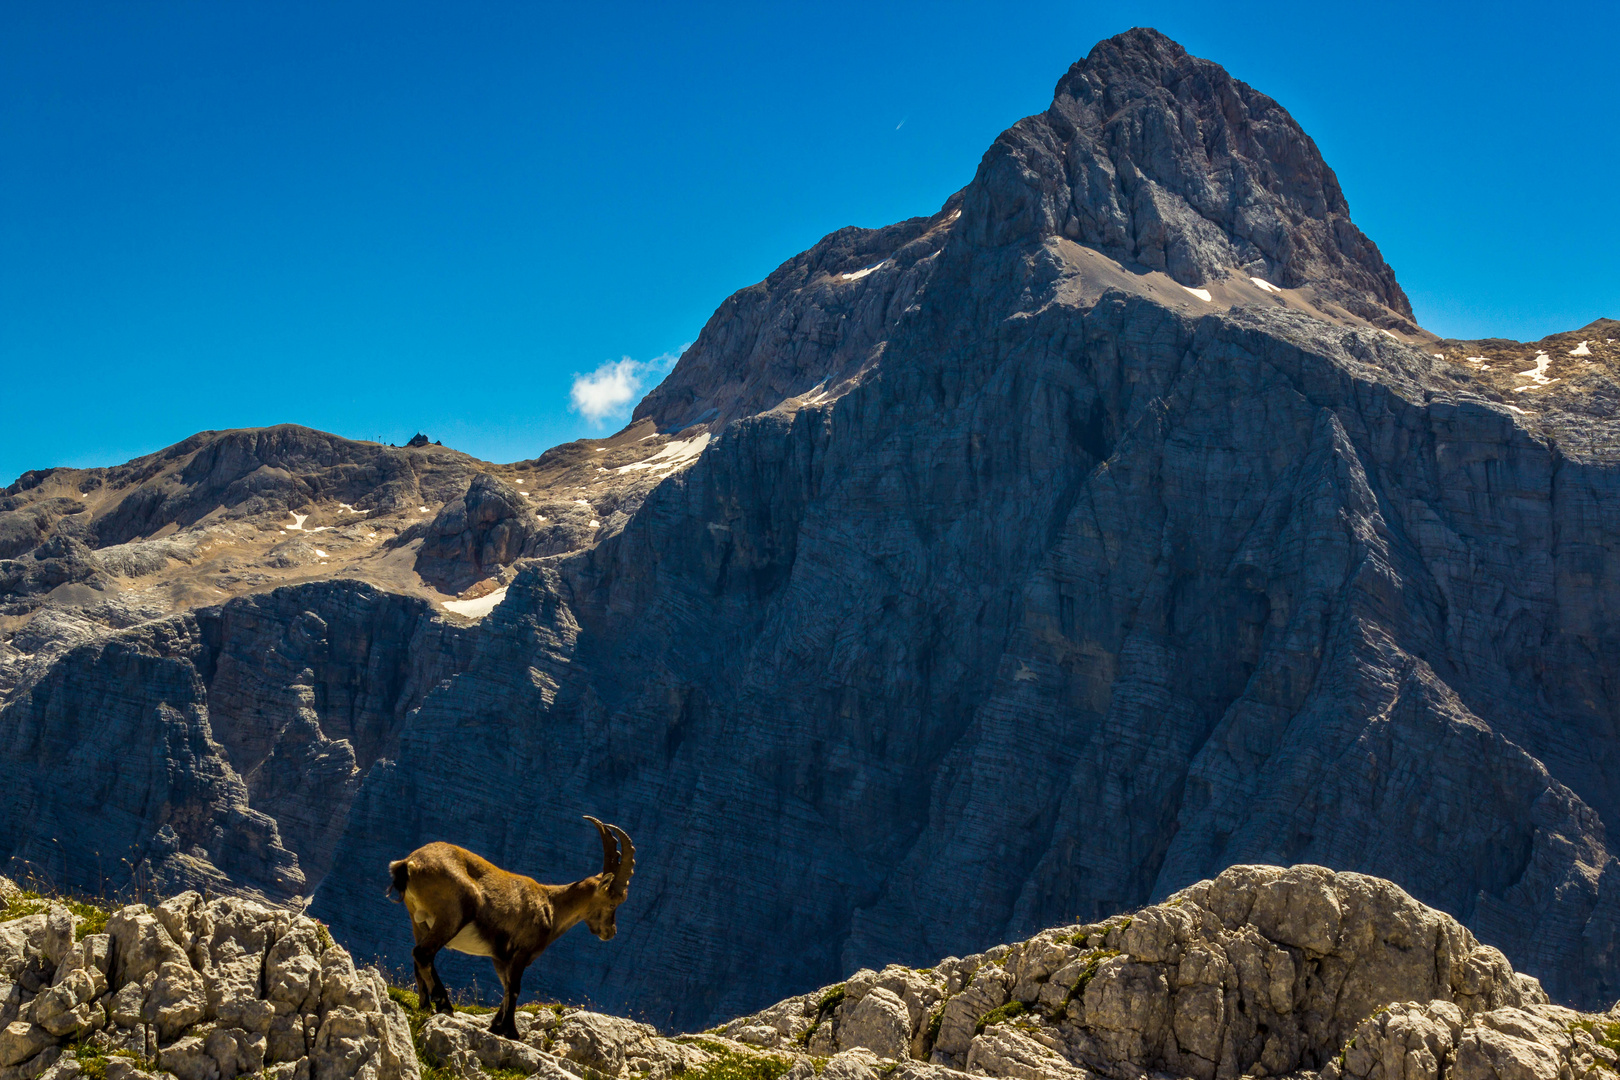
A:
[
  {"xmin": 412, "ymin": 943, "xmax": 455, "ymax": 1014},
  {"xmin": 409, "ymin": 918, "xmax": 459, "ymax": 1015}
]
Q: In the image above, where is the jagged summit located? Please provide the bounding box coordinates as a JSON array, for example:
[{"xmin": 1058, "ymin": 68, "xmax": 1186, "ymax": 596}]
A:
[
  {"xmin": 1027, "ymin": 28, "xmax": 1412, "ymax": 322},
  {"xmin": 636, "ymin": 29, "xmax": 1417, "ymax": 436}
]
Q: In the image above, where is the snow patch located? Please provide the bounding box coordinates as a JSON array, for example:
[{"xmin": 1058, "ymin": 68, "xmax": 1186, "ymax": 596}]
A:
[
  {"xmin": 288, "ymin": 513, "xmax": 309, "ymax": 531},
  {"xmin": 1466, "ymin": 356, "xmax": 1487, "ymax": 364},
  {"xmin": 1249, "ymin": 277, "xmax": 1282, "ymax": 293},
  {"xmin": 338, "ymin": 503, "xmax": 358, "ymax": 513},
  {"xmin": 1182, "ymin": 286, "xmax": 1213, "ymax": 302},
  {"xmin": 314, "ymin": 549, "xmax": 328, "ymax": 558},
  {"xmin": 616, "ymin": 432, "xmax": 713, "ymax": 473},
  {"xmin": 841, "ymin": 260, "xmax": 890, "ymax": 282},
  {"xmin": 589, "ymin": 520, "xmax": 600, "ymax": 528},
  {"xmin": 419, "ymin": 506, "xmax": 429, "ymax": 513},
  {"xmin": 1516, "ymin": 352, "xmax": 1552, "ymax": 384},
  {"xmin": 1570, "ymin": 341, "xmax": 1591, "ymax": 357},
  {"xmin": 442, "ymin": 587, "xmax": 508, "ymax": 619}
]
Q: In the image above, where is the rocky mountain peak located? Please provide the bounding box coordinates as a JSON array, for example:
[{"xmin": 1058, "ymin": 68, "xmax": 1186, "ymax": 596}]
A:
[
  {"xmin": 960, "ymin": 27, "xmax": 1412, "ymax": 326},
  {"xmin": 634, "ymin": 30, "xmax": 1420, "ymax": 440}
]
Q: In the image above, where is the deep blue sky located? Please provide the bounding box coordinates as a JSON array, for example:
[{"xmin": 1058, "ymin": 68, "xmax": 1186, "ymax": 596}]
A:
[{"xmin": 4, "ymin": 2, "xmax": 1616, "ymax": 487}]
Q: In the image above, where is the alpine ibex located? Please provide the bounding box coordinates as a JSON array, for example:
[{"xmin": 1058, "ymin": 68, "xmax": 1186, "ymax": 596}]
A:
[{"xmin": 388, "ymin": 816, "xmax": 634, "ymax": 1038}]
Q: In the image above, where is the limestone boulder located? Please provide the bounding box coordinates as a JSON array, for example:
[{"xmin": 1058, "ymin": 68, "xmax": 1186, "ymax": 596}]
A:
[{"xmin": 837, "ymin": 987, "xmax": 911, "ymax": 1060}]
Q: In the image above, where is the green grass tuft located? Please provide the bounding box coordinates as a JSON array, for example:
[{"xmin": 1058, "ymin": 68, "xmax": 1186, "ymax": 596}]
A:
[
  {"xmin": 681, "ymin": 1044, "xmax": 794, "ymax": 1080},
  {"xmin": 1571, "ymin": 1018, "xmax": 1620, "ymax": 1055},
  {"xmin": 975, "ymin": 1000, "xmax": 1026, "ymax": 1036},
  {"xmin": 795, "ymin": 984, "xmax": 846, "ymax": 1048},
  {"xmin": 1057, "ymin": 948, "xmax": 1119, "ymax": 1015},
  {"xmin": 0, "ymin": 889, "xmax": 113, "ymax": 942},
  {"xmin": 925, "ymin": 1001, "xmax": 947, "ymax": 1046},
  {"xmin": 67, "ymin": 1040, "xmax": 148, "ymax": 1080}
]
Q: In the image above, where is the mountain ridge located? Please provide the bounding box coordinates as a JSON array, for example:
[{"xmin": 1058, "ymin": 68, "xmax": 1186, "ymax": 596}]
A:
[{"xmin": 2, "ymin": 27, "xmax": 1619, "ymax": 1030}]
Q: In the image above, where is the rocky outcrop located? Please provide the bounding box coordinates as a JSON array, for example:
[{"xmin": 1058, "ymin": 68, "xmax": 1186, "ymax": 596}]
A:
[
  {"xmin": 721, "ymin": 865, "xmax": 1553, "ymax": 1078},
  {"xmin": 0, "ymin": 881, "xmax": 416, "ymax": 1080},
  {"xmin": 408, "ymin": 474, "xmax": 541, "ymax": 594},
  {"xmin": 355, "ymin": 865, "xmax": 1620, "ymax": 1080}
]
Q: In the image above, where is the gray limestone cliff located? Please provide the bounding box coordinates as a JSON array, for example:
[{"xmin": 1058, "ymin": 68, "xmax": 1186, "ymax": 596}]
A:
[{"xmin": 3, "ymin": 28, "xmax": 1619, "ymax": 1034}]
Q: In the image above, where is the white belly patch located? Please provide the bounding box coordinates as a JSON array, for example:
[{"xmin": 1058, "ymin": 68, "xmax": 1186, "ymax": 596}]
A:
[{"xmin": 446, "ymin": 923, "xmax": 494, "ymax": 957}]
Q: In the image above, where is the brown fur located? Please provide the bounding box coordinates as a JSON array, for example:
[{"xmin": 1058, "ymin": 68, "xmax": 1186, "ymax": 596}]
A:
[{"xmin": 389, "ymin": 817, "xmax": 633, "ymax": 1038}]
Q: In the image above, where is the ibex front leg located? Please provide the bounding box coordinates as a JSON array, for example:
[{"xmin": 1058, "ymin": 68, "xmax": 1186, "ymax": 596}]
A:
[{"xmin": 491, "ymin": 951, "xmax": 531, "ymax": 1040}]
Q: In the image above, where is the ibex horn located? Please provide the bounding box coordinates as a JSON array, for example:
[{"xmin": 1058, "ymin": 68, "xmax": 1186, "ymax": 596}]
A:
[
  {"xmin": 582, "ymin": 815, "xmax": 618, "ymax": 875},
  {"xmin": 606, "ymin": 824, "xmax": 634, "ymax": 899}
]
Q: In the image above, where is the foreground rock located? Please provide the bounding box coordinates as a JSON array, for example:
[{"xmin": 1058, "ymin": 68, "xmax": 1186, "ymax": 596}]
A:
[
  {"xmin": 378, "ymin": 865, "xmax": 1620, "ymax": 1080},
  {"xmin": 0, "ymin": 880, "xmax": 416, "ymax": 1080}
]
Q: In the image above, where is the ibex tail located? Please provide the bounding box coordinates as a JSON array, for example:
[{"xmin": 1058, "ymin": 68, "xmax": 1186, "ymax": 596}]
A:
[{"xmin": 386, "ymin": 858, "xmax": 410, "ymax": 902}]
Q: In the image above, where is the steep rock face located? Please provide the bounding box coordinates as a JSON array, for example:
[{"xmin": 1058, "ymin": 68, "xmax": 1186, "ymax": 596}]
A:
[
  {"xmin": 0, "ymin": 583, "xmax": 469, "ymax": 902},
  {"xmin": 632, "ymin": 199, "xmax": 961, "ymax": 433}
]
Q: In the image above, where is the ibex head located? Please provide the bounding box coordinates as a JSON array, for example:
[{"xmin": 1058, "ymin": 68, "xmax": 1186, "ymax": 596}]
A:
[{"xmin": 581, "ymin": 815, "xmax": 635, "ymax": 941}]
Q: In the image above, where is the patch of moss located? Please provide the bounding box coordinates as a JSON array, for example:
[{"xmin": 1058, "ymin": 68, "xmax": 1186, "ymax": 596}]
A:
[
  {"xmin": 795, "ymin": 984, "xmax": 847, "ymax": 1048},
  {"xmin": 1065, "ymin": 923, "xmax": 1101, "ymax": 946},
  {"xmin": 925, "ymin": 1001, "xmax": 947, "ymax": 1045},
  {"xmin": 0, "ymin": 888, "xmax": 113, "ymax": 942},
  {"xmin": 68, "ymin": 1040, "xmax": 147, "ymax": 1080},
  {"xmin": 681, "ymin": 1043, "xmax": 794, "ymax": 1080},
  {"xmin": 1571, "ymin": 1018, "xmax": 1620, "ymax": 1055},
  {"xmin": 1056, "ymin": 948, "xmax": 1119, "ymax": 1015},
  {"xmin": 975, "ymin": 1000, "xmax": 1026, "ymax": 1035}
]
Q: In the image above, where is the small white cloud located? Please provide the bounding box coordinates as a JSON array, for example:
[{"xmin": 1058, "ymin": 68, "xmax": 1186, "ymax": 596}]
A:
[{"xmin": 569, "ymin": 346, "xmax": 688, "ymax": 425}]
